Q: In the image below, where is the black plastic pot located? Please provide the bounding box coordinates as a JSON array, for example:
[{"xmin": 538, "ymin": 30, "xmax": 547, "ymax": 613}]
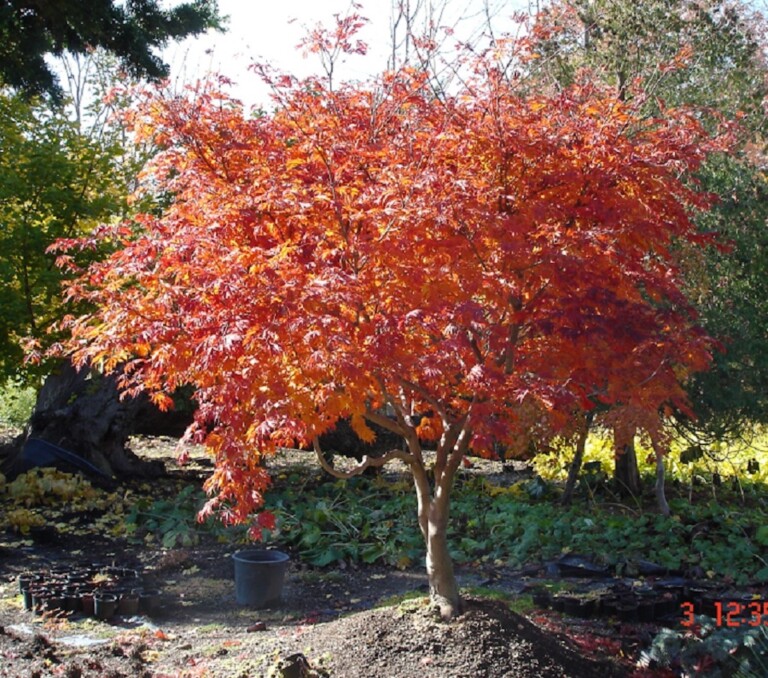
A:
[
  {"xmin": 64, "ymin": 586, "xmax": 81, "ymax": 612},
  {"xmin": 80, "ymin": 591, "xmax": 95, "ymax": 617},
  {"xmin": 139, "ymin": 588, "xmax": 162, "ymax": 615},
  {"xmin": 637, "ymin": 599, "xmax": 656, "ymax": 622},
  {"xmin": 21, "ymin": 588, "xmax": 34, "ymax": 611},
  {"xmin": 94, "ymin": 592, "xmax": 118, "ymax": 620},
  {"xmin": 232, "ymin": 549, "xmax": 289, "ymax": 608},
  {"xmin": 118, "ymin": 591, "xmax": 140, "ymax": 616},
  {"xmin": 531, "ymin": 589, "xmax": 551, "ymax": 608},
  {"xmin": 551, "ymin": 594, "xmax": 567, "ymax": 613},
  {"xmin": 617, "ymin": 601, "xmax": 638, "ymax": 622},
  {"xmin": 600, "ymin": 595, "xmax": 619, "ymax": 617},
  {"xmin": 32, "ymin": 589, "xmax": 52, "ymax": 615}
]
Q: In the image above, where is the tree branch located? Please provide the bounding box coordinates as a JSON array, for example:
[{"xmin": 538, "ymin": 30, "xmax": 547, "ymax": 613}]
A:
[
  {"xmin": 364, "ymin": 408, "xmax": 407, "ymax": 435},
  {"xmin": 312, "ymin": 437, "xmax": 416, "ymax": 479},
  {"xmin": 396, "ymin": 376, "xmax": 448, "ymax": 423}
]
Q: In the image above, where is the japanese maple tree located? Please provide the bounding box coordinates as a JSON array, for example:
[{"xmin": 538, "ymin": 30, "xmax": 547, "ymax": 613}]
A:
[{"xmin": 53, "ymin": 26, "xmax": 727, "ymax": 618}]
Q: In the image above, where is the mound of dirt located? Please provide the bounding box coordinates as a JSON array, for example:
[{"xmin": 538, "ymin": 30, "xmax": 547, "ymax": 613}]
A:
[{"xmin": 290, "ymin": 597, "xmax": 621, "ymax": 678}]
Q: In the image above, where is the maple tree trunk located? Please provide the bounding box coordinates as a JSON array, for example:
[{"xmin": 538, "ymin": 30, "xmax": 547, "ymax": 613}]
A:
[
  {"xmin": 561, "ymin": 425, "xmax": 589, "ymax": 506},
  {"xmin": 613, "ymin": 427, "xmax": 641, "ymax": 497},
  {"xmin": 413, "ymin": 463, "xmax": 462, "ymax": 620},
  {"xmin": 651, "ymin": 439, "xmax": 671, "ymax": 516},
  {"xmin": 425, "ymin": 499, "xmax": 461, "ymax": 619}
]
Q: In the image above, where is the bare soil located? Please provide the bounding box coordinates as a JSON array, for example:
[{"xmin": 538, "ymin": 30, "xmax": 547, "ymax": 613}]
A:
[
  {"xmin": 0, "ymin": 434, "xmax": 627, "ymax": 677},
  {"xmin": 0, "ymin": 544, "xmax": 622, "ymax": 678}
]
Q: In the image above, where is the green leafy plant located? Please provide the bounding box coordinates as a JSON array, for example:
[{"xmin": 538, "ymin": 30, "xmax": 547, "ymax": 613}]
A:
[
  {"xmin": 266, "ymin": 476, "xmax": 424, "ymax": 568},
  {"xmin": 261, "ymin": 471, "xmax": 768, "ymax": 583},
  {"xmin": 642, "ymin": 617, "xmax": 768, "ymax": 678},
  {"xmin": 125, "ymin": 483, "xmax": 247, "ymax": 548}
]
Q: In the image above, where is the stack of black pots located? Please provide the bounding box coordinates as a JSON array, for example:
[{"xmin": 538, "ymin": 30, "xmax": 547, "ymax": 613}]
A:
[{"xmin": 18, "ymin": 565, "xmax": 162, "ymax": 621}]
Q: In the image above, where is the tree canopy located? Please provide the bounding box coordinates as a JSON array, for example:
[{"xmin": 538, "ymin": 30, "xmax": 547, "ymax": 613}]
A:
[
  {"xmin": 51, "ymin": 9, "xmax": 731, "ymax": 614},
  {"xmin": 0, "ymin": 0, "xmax": 222, "ymax": 99}
]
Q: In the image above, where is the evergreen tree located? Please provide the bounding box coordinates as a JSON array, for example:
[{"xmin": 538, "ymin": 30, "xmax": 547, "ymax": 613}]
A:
[{"xmin": 0, "ymin": 0, "xmax": 222, "ymax": 99}]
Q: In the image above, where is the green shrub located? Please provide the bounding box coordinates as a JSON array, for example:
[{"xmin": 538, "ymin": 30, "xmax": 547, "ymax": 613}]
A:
[{"xmin": 0, "ymin": 378, "xmax": 36, "ymax": 427}]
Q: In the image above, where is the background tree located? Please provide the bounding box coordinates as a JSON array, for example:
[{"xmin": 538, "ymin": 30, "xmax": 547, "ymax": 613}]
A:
[
  {"xmin": 528, "ymin": 0, "xmax": 764, "ymax": 118},
  {"xmin": 681, "ymin": 153, "xmax": 768, "ymax": 440},
  {"xmin": 0, "ymin": 51, "xmax": 188, "ymax": 478},
  {"xmin": 54, "ymin": 14, "xmax": 725, "ymax": 617},
  {"xmin": 0, "ymin": 88, "xmax": 126, "ymax": 380},
  {"xmin": 527, "ymin": 0, "xmax": 768, "ymax": 492},
  {"xmin": 0, "ymin": 0, "xmax": 222, "ymax": 100}
]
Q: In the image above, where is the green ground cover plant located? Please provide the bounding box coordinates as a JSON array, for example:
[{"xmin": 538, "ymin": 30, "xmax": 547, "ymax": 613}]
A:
[
  {"xmin": 124, "ymin": 482, "xmax": 248, "ymax": 548},
  {"xmin": 256, "ymin": 468, "xmax": 768, "ymax": 584},
  {"xmin": 2, "ymin": 439, "xmax": 765, "ymax": 585}
]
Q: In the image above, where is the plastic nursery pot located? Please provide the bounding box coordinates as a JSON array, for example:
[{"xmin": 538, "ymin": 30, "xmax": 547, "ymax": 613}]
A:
[
  {"xmin": 599, "ymin": 596, "xmax": 619, "ymax": 618},
  {"xmin": 117, "ymin": 591, "xmax": 140, "ymax": 616},
  {"xmin": 66, "ymin": 572, "xmax": 89, "ymax": 586},
  {"xmin": 48, "ymin": 589, "xmax": 66, "ymax": 612},
  {"xmin": 232, "ymin": 549, "xmax": 290, "ymax": 608},
  {"xmin": 637, "ymin": 600, "xmax": 656, "ymax": 622},
  {"xmin": 19, "ymin": 572, "xmax": 44, "ymax": 594},
  {"xmin": 79, "ymin": 591, "xmax": 95, "ymax": 617},
  {"xmin": 617, "ymin": 600, "xmax": 639, "ymax": 623},
  {"xmin": 94, "ymin": 592, "xmax": 118, "ymax": 620},
  {"xmin": 574, "ymin": 598, "xmax": 596, "ymax": 619},
  {"xmin": 138, "ymin": 589, "xmax": 162, "ymax": 616},
  {"xmin": 562, "ymin": 596, "xmax": 592, "ymax": 618},
  {"xmin": 63, "ymin": 586, "xmax": 81, "ymax": 613},
  {"xmin": 49, "ymin": 566, "xmax": 69, "ymax": 581},
  {"xmin": 32, "ymin": 589, "xmax": 52, "ymax": 616},
  {"xmin": 21, "ymin": 587, "xmax": 34, "ymax": 611},
  {"xmin": 551, "ymin": 594, "xmax": 568, "ymax": 613},
  {"xmin": 18, "ymin": 574, "xmax": 34, "ymax": 593},
  {"xmin": 119, "ymin": 568, "xmax": 140, "ymax": 581},
  {"xmin": 655, "ymin": 593, "xmax": 678, "ymax": 619}
]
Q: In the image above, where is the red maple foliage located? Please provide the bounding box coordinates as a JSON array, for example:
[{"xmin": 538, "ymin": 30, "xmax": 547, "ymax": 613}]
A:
[{"xmin": 52, "ymin": 26, "xmax": 728, "ymax": 616}]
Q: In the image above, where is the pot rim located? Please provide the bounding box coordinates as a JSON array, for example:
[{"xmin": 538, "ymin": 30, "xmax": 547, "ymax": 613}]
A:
[{"xmin": 232, "ymin": 549, "xmax": 290, "ymax": 564}]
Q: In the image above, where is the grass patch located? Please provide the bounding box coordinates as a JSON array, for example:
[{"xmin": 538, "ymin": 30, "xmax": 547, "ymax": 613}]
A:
[
  {"xmin": 376, "ymin": 590, "xmax": 428, "ymax": 610},
  {"xmin": 462, "ymin": 586, "xmax": 534, "ymax": 614},
  {"xmin": 295, "ymin": 569, "xmax": 346, "ymax": 585}
]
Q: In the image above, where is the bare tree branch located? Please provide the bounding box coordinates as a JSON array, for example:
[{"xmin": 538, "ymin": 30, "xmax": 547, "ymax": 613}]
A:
[{"xmin": 312, "ymin": 437, "xmax": 416, "ymax": 478}]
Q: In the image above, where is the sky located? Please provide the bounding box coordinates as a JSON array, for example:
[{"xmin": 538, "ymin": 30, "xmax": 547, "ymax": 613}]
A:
[{"xmin": 163, "ymin": 0, "xmax": 529, "ymax": 110}]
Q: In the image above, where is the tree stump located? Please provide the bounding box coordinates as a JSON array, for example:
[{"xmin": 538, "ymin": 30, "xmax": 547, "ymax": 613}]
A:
[{"xmin": 1, "ymin": 362, "xmax": 165, "ymax": 480}]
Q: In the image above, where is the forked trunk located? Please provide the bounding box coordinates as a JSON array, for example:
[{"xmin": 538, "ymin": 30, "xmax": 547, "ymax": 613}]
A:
[
  {"xmin": 412, "ymin": 453, "xmax": 463, "ymax": 620},
  {"xmin": 425, "ymin": 501, "xmax": 462, "ymax": 619}
]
